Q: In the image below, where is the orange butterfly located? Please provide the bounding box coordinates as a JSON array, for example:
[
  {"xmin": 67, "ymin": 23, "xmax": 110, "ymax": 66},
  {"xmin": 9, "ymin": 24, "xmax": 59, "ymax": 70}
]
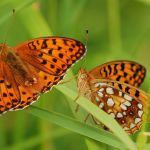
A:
[
  {"xmin": 0, "ymin": 36, "xmax": 86, "ymax": 114},
  {"xmin": 77, "ymin": 60, "xmax": 148, "ymax": 134}
]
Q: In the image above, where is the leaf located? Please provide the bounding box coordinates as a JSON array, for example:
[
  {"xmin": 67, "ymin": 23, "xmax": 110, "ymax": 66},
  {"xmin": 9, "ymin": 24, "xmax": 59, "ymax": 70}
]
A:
[
  {"xmin": 56, "ymin": 85, "xmax": 137, "ymax": 150},
  {"xmin": 28, "ymin": 105, "xmax": 125, "ymax": 149}
]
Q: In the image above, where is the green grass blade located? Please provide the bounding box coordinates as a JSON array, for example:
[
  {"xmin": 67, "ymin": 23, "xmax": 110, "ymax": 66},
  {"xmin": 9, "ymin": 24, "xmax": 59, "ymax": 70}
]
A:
[
  {"xmin": 137, "ymin": 0, "xmax": 150, "ymax": 5},
  {"xmin": 5, "ymin": 128, "xmax": 70, "ymax": 150},
  {"xmin": 107, "ymin": 0, "xmax": 122, "ymax": 53},
  {"xmin": 0, "ymin": 0, "xmax": 37, "ymax": 25},
  {"xmin": 85, "ymin": 138, "xmax": 107, "ymax": 150},
  {"xmin": 12, "ymin": 112, "xmax": 27, "ymax": 144},
  {"xmin": 28, "ymin": 105, "xmax": 125, "ymax": 149},
  {"xmin": 144, "ymin": 143, "xmax": 150, "ymax": 150},
  {"xmin": 18, "ymin": 5, "xmax": 53, "ymax": 37},
  {"xmin": 56, "ymin": 85, "xmax": 137, "ymax": 150}
]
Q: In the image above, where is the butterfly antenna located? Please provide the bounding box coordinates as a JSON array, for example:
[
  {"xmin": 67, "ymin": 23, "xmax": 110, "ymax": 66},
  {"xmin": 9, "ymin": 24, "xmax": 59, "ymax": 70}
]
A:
[
  {"xmin": 82, "ymin": 29, "xmax": 88, "ymax": 70},
  {"xmin": 85, "ymin": 29, "xmax": 88, "ymax": 47},
  {"xmin": 2, "ymin": 9, "xmax": 16, "ymax": 49}
]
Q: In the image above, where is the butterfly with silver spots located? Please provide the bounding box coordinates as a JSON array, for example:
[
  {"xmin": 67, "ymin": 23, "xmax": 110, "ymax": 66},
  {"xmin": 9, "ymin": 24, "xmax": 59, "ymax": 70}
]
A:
[{"xmin": 77, "ymin": 60, "xmax": 148, "ymax": 134}]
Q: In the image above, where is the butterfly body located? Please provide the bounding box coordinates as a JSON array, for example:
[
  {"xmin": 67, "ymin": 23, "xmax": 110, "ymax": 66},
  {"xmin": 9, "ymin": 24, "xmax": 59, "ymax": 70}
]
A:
[
  {"xmin": 0, "ymin": 37, "xmax": 86, "ymax": 114},
  {"xmin": 77, "ymin": 69, "xmax": 92, "ymax": 99},
  {"xmin": 77, "ymin": 61, "xmax": 148, "ymax": 134}
]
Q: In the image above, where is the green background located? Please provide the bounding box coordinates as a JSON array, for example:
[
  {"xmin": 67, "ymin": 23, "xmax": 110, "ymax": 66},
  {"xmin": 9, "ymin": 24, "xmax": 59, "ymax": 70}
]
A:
[{"xmin": 0, "ymin": 0, "xmax": 150, "ymax": 150}]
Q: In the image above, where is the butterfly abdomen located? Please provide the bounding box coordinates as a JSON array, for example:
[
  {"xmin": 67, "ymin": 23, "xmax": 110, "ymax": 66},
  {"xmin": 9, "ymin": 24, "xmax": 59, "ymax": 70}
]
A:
[{"xmin": 5, "ymin": 51, "xmax": 37, "ymax": 86}]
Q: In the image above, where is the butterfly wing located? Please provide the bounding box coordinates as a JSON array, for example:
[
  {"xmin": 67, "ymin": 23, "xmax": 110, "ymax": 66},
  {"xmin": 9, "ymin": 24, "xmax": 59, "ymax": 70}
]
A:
[
  {"xmin": 12, "ymin": 37, "xmax": 86, "ymax": 110},
  {"xmin": 0, "ymin": 61, "xmax": 21, "ymax": 114},
  {"xmin": 89, "ymin": 60, "xmax": 146, "ymax": 87},
  {"xmin": 14, "ymin": 37, "xmax": 86, "ymax": 76},
  {"xmin": 13, "ymin": 70, "xmax": 62, "ymax": 110},
  {"xmin": 90, "ymin": 79, "xmax": 148, "ymax": 134}
]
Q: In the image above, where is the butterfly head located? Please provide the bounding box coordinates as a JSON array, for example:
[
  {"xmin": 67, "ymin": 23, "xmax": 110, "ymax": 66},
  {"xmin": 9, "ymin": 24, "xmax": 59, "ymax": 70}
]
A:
[
  {"xmin": 0, "ymin": 43, "xmax": 8, "ymax": 55},
  {"xmin": 77, "ymin": 68, "xmax": 92, "ymax": 97},
  {"xmin": 78, "ymin": 68, "xmax": 88, "ymax": 80}
]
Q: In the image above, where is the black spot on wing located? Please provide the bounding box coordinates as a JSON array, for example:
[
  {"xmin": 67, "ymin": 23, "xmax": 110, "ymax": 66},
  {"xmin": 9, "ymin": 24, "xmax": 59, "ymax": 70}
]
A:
[{"xmin": 41, "ymin": 39, "xmax": 49, "ymax": 49}]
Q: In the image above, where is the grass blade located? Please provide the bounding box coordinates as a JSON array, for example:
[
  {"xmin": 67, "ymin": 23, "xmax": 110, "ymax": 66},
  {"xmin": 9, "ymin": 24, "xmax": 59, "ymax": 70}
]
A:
[
  {"xmin": 28, "ymin": 105, "xmax": 125, "ymax": 149},
  {"xmin": 56, "ymin": 85, "xmax": 137, "ymax": 150}
]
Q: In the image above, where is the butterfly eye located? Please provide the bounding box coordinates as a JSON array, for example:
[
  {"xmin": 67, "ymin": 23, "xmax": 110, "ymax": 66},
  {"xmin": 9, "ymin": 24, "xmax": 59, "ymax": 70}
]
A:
[{"xmin": 80, "ymin": 74, "xmax": 87, "ymax": 79}]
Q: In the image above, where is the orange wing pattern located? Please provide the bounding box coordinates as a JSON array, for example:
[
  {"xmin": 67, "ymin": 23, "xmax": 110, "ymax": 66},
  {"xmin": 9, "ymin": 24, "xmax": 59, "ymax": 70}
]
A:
[
  {"xmin": 0, "ymin": 61, "xmax": 20, "ymax": 114},
  {"xmin": 14, "ymin": 37, "xmax": 86, "ymax": 75},
  {"xmin": 89, "ymin": 60, "xmax": 146, "ymax": 87},
  {"xmin": 0, "ymin": 37, "xmax": 86, "ymax": 113}
]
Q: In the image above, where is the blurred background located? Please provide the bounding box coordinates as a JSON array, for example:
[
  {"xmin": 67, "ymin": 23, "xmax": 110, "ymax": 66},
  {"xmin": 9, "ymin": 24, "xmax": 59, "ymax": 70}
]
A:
[{"xmin": 0, "ymin": 0, "xmax": 150, "ymax": 150}]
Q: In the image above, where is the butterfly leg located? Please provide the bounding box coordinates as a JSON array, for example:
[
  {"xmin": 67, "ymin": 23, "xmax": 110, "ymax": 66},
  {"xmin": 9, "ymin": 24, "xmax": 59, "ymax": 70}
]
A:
[
  {"xmin": 60, "ymin": 75, "xmax": 78, "ymax": 84},
  {"xmin": 74, "ymin": 94, "xmax": 80, "ymax": 102},
  {"xmin": 84, "ymin": 113, "xmax": 91, "ymax": 123},
  {"xmin": 75, "ymin": 104, "xmax": 80, "ymax": 112},
  {"xmin": 74, "ymin": 94, "xmax": 81, "ymax": 112},
  {"xmin": 91, "ymin": 115, "xmax": 110, "ymax": 131}
]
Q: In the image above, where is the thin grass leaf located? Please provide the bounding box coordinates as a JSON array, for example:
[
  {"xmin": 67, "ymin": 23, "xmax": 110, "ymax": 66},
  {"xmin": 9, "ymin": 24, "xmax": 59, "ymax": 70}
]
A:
[
  {"xmin": 56, "ymin": 85, "xmax": 137, "ymax": 150},
  {"xmin": 85, "ymin": 138, "xmax": 107, "ymax": 150},
  {"xmin": 0, "ymin": 119, "xmax": 7, "ymax": 149},
  {"xmin": 28, "ymin": 105, "xmax": 125, "ymax": 149},
  {"xmin": 12, "ymin": 112, "xmax": 27, "ymax": 144},
  {"xmin": 137, "ymin": 0, "xmax": 150, "ymax": 5},
  {"xmin": 0, "ymin": 0, "xmax": 36, "ymax": 25},
  {"xmin": 107, "ymin": 0, "xmax": 123, "ymax": 53},
  {"xmin": 4, "ymin": 128, "xmax": 71, "ymax": 150},
  {"xmin": 144, "ymin": 143, "xmax": 150, "ymax": 150},
  {"xmin": 17, "ymin": 5, "xmax": 53, "ymax": 37}
]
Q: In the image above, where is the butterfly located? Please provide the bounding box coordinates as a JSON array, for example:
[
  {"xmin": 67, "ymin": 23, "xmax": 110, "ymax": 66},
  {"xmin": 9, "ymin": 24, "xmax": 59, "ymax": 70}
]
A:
[
  {"xmin": 0, "ymin": 36, "xmax": 86, "ymax": 114},
  {"xmin": 77, "ymin": 60, "xmax": 148, "ymax": 134}
]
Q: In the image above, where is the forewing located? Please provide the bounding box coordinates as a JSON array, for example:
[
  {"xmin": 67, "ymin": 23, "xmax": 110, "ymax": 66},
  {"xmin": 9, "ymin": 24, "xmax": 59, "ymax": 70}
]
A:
[
  {"xmin": 89, "ymin": 60, "xmax": 146, "ymax": 87},
  {"xmin": 90, "ymin": 79, "xmax": 148, "ymax": 134},
  {"xmin": 14, "ymin": 37, "xmax": 86, "ymax": 76}
]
